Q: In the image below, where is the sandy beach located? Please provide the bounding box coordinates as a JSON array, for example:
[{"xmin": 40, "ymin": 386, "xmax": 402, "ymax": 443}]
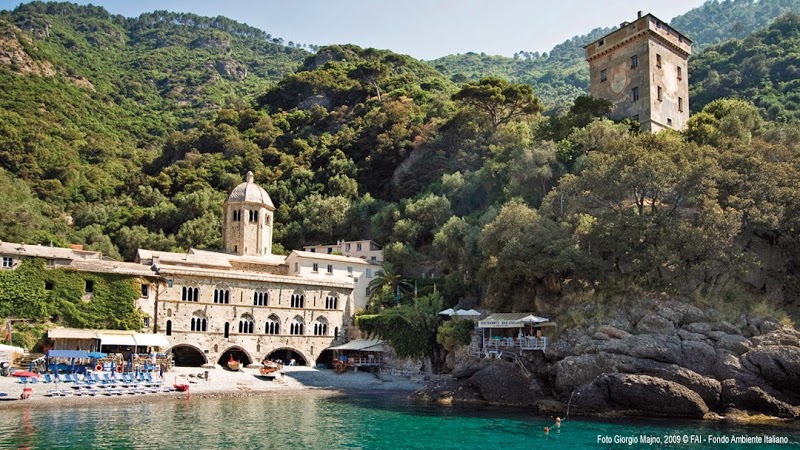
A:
[{"xmin": 0, "ymin": 366, "xmax": 423, "ymax": 410}]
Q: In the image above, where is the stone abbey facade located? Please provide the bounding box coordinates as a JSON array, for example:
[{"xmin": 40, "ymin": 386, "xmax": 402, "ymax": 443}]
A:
[
  {"xmin": 585, "ymin": 12, "xmax": 692, "ymax": 132},
  {"xmin": 0, "ymin": 172, "xmax": 380, "ymax": 367}
]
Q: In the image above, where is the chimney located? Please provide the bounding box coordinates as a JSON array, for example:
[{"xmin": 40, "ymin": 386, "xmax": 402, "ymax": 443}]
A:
[{"xmin": 637, "ymin": 11, "xmax": 643, "ymax": 19}]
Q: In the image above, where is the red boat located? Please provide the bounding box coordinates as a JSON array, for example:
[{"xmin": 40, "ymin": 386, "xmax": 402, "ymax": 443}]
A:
[
  {"xmin": 173, "ymin": 383, "xmax": 190, "ymax": 392},
  {"xmin": 259, "ymin": 360, "xmax": 280, "ymax": 375},
  {"xmin": 226, "ymin": 356, "xmax": 241, "ymax": 371}
]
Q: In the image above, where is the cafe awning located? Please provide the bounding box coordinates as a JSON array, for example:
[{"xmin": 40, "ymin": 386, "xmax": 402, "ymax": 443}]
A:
[
  {"xmin": 327, "ymin": 339, "xmax": 384, "ymax": 352},
  {"xmin": 133, "ymin": 333, "xmax": 170, "ymax": 348},
  {"xmin": 98, "ymin": 332, "xmax": 137, "ymax": 347},
  {"xmin": 478, "ymin": 313, "xmax": 553, "ymax": 329}
]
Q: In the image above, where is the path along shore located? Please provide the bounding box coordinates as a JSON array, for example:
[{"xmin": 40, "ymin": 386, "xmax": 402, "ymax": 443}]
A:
[{"xmin": 0, "ymin": 366, "xmax": 422, "ymax": 410}]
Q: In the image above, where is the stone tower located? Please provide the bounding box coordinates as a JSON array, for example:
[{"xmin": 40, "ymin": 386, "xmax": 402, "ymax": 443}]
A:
[
  {"xmin": 222, "ymin": 171, "xmax": 275, "ymax": 256},
  {"xmin": 584, "ymin": 12, "xmax": 692, "ymax": 132}
]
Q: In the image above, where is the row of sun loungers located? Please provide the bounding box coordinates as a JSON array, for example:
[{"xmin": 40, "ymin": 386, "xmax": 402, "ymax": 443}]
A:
[
  {"xmin": 21, "ymin": 372, "xmax": 164, "ymax": 386},
  {"xmin": 44, "ymin": 384, "xmax": 178, "ymax": 397}
]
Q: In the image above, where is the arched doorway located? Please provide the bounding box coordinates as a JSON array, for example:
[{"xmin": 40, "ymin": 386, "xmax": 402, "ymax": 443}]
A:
[
  {"xmin": 315, "ymin": 349, "xmax": 334, "ymax": 368},
  {"xmin": 266, "ymin": 348, "xmax": 307, "ymax": 366},
  {"xmin": 217, "ymin": 346, "xmax": 253, "ymax": 368},
  {"xmin": 170, "ymin": 344, "xmax": 207, "ymax": 367}
]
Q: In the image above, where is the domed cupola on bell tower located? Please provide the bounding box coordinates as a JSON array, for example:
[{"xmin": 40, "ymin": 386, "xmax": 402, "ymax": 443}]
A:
[{"xmin": 223, "ymin": 171, "xmax": 275, "ymax": 256}]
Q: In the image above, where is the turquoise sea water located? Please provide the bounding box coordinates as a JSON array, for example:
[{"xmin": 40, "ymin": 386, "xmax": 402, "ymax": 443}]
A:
[{"xmin": 0, "ymin": 393, "xmax": 799, "ymax": 449}]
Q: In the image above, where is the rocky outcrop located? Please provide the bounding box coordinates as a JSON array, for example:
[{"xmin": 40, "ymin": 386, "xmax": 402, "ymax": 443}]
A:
[
  {"xmin": 416, "ymin": 298, "xmax": 800, "ymax": 420},
  {"xmin": 572, "ymin": 373, "xmax": 709, "ymax": 418}
]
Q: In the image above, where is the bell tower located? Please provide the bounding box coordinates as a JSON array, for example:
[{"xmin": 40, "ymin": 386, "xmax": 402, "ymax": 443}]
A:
[{"xmin": 222, "ymin": 171, "xmax": 275, "ymax": 256}]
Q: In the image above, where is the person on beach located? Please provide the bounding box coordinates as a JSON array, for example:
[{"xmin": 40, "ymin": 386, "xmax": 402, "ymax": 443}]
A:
[{"xmin": 280, "ymin": 365, "xmax": 285, "ymax": 378}]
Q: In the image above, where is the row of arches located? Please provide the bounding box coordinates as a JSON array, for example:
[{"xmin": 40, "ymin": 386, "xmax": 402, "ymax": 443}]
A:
[
  {"xmin": 174, "ymin": 289, "xmax": 340, "ymax": 308},
  {"xmin": 171, "ymin": 344, "xmax": 310, "ymax": 368}
]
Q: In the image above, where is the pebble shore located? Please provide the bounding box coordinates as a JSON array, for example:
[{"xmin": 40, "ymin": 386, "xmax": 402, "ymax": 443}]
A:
[{"xmin": 0, "ymin": 365, "xmax": 422, "ymax": 410}]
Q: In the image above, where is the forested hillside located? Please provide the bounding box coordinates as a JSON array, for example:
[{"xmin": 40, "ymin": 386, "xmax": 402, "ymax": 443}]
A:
[
  {"xmin": 2, "ymin": 1, "xmax": 800, "ymax": 321},
  {"xmin": 690, "ymin": 13, "xmax": 800, "ymax": 121},
  {"xmin": 430, "ymin": 0, "xmax": 800, "ymax": 111}
]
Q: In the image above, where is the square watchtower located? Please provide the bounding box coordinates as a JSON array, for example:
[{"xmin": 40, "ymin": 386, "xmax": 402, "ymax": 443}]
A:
[{"xmin": 584, "ymin": 12, "xmax": 692, "ymax": 132}]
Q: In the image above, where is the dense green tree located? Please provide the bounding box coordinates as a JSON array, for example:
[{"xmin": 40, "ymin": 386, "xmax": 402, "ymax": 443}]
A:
[{"xmin": 452, "ymin": 77, "xmax": 543, "ymax": 132}]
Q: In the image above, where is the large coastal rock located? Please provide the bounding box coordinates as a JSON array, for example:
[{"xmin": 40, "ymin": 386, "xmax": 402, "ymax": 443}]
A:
[
  {"xmin": 572, "ymin": 373, "xmax": 709, "ymax": 418},
  {"xmin": 416, "ymin": 298, "xmax": 800, "ymax": 420}
]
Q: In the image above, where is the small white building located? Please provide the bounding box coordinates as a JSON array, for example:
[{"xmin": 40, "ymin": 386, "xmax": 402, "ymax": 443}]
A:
[{"xmin": 304, "ymin": 240, "xmax": 384, "ymax": 263}]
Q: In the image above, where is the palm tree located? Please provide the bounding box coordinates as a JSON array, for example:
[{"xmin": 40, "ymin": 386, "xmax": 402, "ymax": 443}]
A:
[{"xmin": 367, "ymin": 262, "xmax": 413, "ymax": 306}]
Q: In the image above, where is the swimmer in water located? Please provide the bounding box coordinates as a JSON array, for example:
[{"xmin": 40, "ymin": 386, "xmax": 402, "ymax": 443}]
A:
[
  {"xmin": 555, "ymin": 417, "xmax": 561, "ymax": 427},
  {"xmin": 544, "ymin": 426, "xmax": 549, "ymax": 437}
]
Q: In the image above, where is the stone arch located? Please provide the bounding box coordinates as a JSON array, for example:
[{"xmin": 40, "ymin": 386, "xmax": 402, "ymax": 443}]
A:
[
  {"xmin": 266, "ymin": 347, "xmax": 309, "ymax": 366},
  {"xmin": 217, "ymin": 345, "xmax": 253, "ymax": 367},
  {"xmin": 169, "ymin": 343, "xmax": 207, "ymax": 367}
]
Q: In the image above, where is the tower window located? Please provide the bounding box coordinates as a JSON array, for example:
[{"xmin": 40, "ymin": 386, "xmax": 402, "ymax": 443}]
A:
[
  {"xmin": 232, "ymin": 210, "xmax": 242, "ymax": 222},
  {"xmin": 248, "ymin": 210, "xmax": 258, "ymax": 222},
  {"xmin": 678, "ymin": 97, "xmax": 684, "ymax": 112},
  {"xmin": 677, "ymin": 66, "xmax": 682, "ymax": 80},
  {"xmin": 632, "ymin": 87, "xmax": 639, "ymax": 102},
  {"xmin": 657, "ymin": 86, "xmax": 662, "ymax": 101},
  {"xmin": 656, "ymin": 54, "xmax": 662, "ymax": 68},
  {"xmin": 667, "ymin": 118, "xmax": 673, "ymax": 126},
  {"xmin": 598, "ymin": 39, "xmax": 604, "ymax": 46},
  {"xmin": 630, "ymin": 54, "xmax": 638, "ymax": 68},
  {"xmin": 600, "ymin": 69, "xmax": 607, "ymax": 82}
]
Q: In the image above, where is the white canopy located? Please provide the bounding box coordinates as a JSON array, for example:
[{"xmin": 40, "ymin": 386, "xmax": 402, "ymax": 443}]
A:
[
  {"xmin": 98, "ymin": 332, "xmax": 137, "ymax": 347},
  {"xmin": 48, "ymin": 328, "xmax": 100, "ymax": 339},
  {"xmin": 134, "ymin": 333, "xmax": 170, "ymax": 348},
  {"xmin": 439, "ymin": 308, "xmax": 455, "ymax": 316},
  {"xmin": 455, "ymin": 309, "xmax": 481, "ymax": 317},
  {"xmin": 478, "ymin": 313, "xmax": 552, "ymax": 329}
]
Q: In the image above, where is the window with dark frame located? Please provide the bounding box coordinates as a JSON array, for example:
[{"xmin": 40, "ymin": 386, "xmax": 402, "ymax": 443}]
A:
[
  {"xmin": 632, "ymin": 87, "xmax": 639, "ymax": 102},
  {"xmin": 600, "ymin": 69, "xmax": 607, "ymax": 82},
  {"xmin": 631, "ymin": 54, "xmax": 638, "ymax": 68}
]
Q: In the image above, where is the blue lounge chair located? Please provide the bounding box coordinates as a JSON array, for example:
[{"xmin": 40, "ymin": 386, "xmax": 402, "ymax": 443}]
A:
[
  {"xmin": 42, "ymin": 374, "xmax": 53, "ymax": 383},
  {"xmin": 17, "ymin": 376, "xmax": 28, "ymax": 384},
  {"xmin": 28, "ymin": 377, "xmax": 39, "ymax": 384}
]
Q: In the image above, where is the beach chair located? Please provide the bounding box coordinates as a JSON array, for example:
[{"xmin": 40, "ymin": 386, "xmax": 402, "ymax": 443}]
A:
[
  {"xmin": 17, "ymin": 376, "xmax": 28, "ymax": 384},
  {"xmin": 42, "ymin": 374, "xmax": 53, "ymax": 383},
  {"xmin": 28, "ymin": 377, "xmax": 39, "ymax": 384}
]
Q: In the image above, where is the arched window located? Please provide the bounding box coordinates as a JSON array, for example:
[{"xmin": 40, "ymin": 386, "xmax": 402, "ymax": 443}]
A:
[
  {"xmin": 265, "ymin": 314, "xmax": 280, "ymax": 335},
  {"xmin": 182, "ymin": 286, "xmax": 200, "ymax": 301},
  {"xmin": 290, "ymin": 316, "xmax": 304, "ymax": 335},
  {"xmin": 214, "ymin": 288, "xmax": 230, "ymax": 304},
  {"xmin": 290, "ymin": 293, "xmax": 305, "ymax": 308},
  {"xmin": 313, "ymin": 317, "xmax": 329, "ymax": 336},
  {"xmin": 166, "ymin": 320, "xmax": 172, "ymax": 336},
  {"xmin": 325, "ymin": 295, "xmax": 338, "ymax": 310},
  {"xmin": 238, "ymin": 314, "xmax": 255, "ymax": 334},
  {"xmin": 253, "ymin": 291, "xmax": 268, "ymax": 306},
  {"xmin": 191, "ymin": 312, "xmax": 208, "ymax": 332}
]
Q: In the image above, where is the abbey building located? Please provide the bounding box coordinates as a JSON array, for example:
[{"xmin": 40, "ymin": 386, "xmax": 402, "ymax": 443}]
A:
[{"xmin": 0, "ymin": 172, "xmax": 380, "ymax": 367}]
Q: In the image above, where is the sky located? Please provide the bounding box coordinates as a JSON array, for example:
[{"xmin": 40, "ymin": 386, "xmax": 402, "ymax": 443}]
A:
[{"xmin": 0, "ymin": 0, "xmax": 708, "ymax": 60}]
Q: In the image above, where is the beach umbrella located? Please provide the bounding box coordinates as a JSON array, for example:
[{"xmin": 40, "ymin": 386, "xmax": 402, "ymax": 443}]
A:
[{"xmin": 11, "ymin": 371, "xmax": 40, "ymax": 378}]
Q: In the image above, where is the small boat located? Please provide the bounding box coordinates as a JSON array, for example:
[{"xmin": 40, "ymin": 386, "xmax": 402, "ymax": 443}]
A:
[
  {"xmin": 259, "ymin": 360, "xmax": 279, "ymax": 375},
  {"xmin": 173, "ymin": 383, "xmax": 189, "ymax": 392},
  {"xmin": 227, "ymin": 356, "xmax": 240, "ymax": 371}
]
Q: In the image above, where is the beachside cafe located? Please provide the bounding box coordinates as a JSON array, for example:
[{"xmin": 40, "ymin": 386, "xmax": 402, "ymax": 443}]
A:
[
  {"xmin": 47, "ymin": 328, "xmax": 171, "ymax": 372},
  {"xmin": 328, "ymin": 339, "xmax": 384, "ymax": 372},
  {"xmin": 477, "ymin": 313, "xmax": 556, "ymax": 356}
]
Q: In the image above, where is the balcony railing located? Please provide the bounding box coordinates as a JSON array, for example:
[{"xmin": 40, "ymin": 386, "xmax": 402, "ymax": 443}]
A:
[{"xmin": 482, "ymin": 336, "xmax": 548, "ymax": 352}]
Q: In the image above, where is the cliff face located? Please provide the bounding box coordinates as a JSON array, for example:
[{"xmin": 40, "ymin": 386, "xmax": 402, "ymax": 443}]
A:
[{"xmin": 414, "ymin": 299, "xmax": 800, "ymax": 419}]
